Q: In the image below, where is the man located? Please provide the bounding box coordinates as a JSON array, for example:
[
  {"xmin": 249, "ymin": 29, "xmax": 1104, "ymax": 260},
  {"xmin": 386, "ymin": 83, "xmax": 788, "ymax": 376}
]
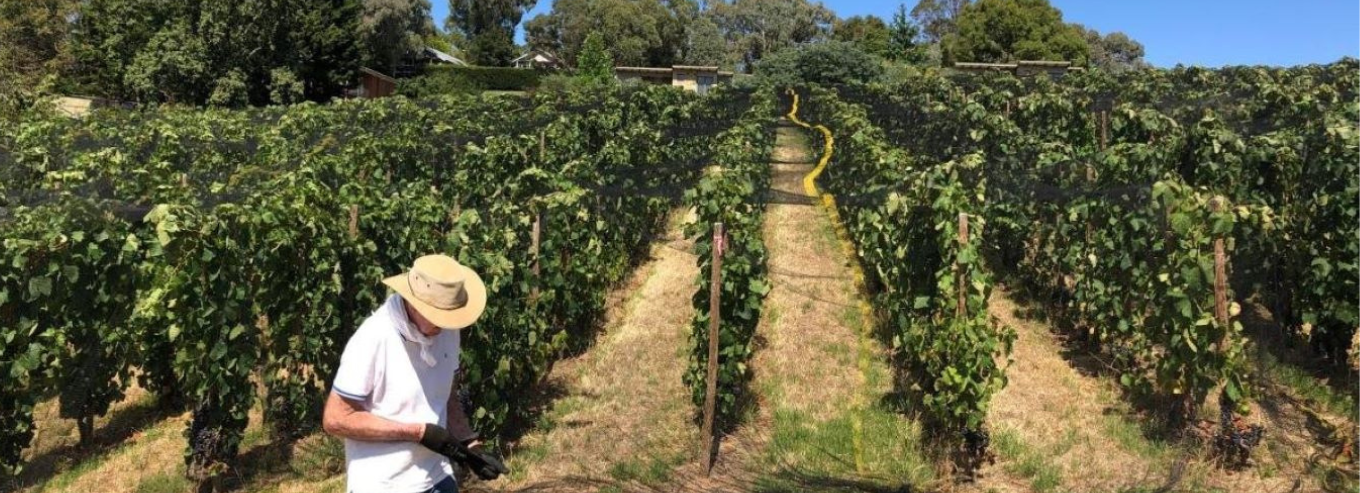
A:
[{"xmin": 323, "ymin": 254, "xmax": 487, "ymax": 493}]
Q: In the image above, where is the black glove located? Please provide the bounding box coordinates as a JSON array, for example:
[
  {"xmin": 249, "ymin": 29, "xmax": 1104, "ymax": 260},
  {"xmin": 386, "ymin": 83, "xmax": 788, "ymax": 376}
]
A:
[
  {"xmin": 419, "ymin": 424, "xmax": 509, "ymax": 481},
  {"xmin": 442, "ymin": 440, "xmax": 510, "ymax": 481},
  {"xmin": 419, "ymin": 423, "xmax": 454, "ymax": 451}
]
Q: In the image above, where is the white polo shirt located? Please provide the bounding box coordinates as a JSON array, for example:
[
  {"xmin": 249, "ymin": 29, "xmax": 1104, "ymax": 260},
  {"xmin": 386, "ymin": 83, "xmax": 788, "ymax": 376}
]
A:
[{"xmin": 333, "ymin": 295, "xmax": 461, "ymax": 493}]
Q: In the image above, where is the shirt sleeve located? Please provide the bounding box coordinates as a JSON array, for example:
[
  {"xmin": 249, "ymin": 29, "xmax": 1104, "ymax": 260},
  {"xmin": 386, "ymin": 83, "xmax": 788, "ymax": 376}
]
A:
[{"xmin": 332, "ymin": 328, "xmax": 382, "ymax": 401}]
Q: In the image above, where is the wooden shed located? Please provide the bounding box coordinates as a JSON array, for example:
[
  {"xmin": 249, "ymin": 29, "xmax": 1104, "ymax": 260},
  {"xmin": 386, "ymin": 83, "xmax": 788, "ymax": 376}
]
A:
[{"xmin": 356, "ymin": 67, "xmax": 397, "ymax": 99}]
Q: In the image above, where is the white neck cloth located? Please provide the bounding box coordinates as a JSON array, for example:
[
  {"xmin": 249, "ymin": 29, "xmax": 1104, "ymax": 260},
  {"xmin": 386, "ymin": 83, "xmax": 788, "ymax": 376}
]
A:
[{"xmin": 386, "ymin": 295, "xmax": 438, "ymax": 367}]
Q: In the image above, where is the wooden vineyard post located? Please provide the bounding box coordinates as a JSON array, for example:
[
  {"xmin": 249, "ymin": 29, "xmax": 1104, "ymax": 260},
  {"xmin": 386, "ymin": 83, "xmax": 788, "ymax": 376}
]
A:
[
  {"xmin": 348, "ymin": 205, "xmax": 359, "ymax": 239},
  {"xmin": 531, "ymin": 212, "xmax": 542, "ymax": 303},
  {"xmin": 1211, "ymin": 197, "xmax": 1229, "ymax": 346},
  {"xmin": 701, "ymin": 222, "xmax": 725, "ymax": 475},
  {"xmin": 956, "ymin": 213, "xmax": 969, "ymax": 319},
  {"xmin": 1100, "ymin": 110, "xmax": 1110, "ymax": 151}
]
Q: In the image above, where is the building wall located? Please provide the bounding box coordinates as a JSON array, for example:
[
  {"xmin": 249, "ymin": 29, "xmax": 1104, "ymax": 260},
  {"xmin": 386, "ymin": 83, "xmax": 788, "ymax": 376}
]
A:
[
  {"xmin": 618, "ymin": 73, "xmax": 671, "ymax": 85},
  {"xmin": 672, "ymin": 70, "xmax": 696, "ymax": 91},
  {"xmin": 672, "ymin": 68, "xmax": 721, "ymax": 92}
]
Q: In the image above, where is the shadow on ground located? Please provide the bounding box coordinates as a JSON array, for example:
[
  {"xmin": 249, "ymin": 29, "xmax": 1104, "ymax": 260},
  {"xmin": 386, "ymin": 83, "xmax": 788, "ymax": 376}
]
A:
[{"xmin": 5, "ymin": 397, "xmax": 180, "ymax": 492}]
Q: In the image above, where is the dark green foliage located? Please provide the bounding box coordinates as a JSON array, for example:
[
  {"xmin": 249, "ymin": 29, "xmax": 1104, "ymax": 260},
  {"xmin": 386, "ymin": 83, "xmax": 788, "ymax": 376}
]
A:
[
  {"xmin": 0, "ymin": 83, "xmax": 763, "ymax": 480},
  {"xmin": 71, "ymin": 0, "xmax": 362, "ymax": 106},
  {"xmin": 834, "ymin": 15, "xmax": 892, "ymax": 58},
  {"xmin": 467, "ymin": 30, "xmax": 519, "ymax": 67},
  {"xmin": 889, "ymin": 4, "xmax": 929, "ymax": 64},
  {"xmin": 447, "ymin": 0, "xmax": 536, "ymax": 66},
  {"xmin": 941, "ymin": 0, "xmax": 1089, "ymax": 64},
  {"xmin": 682, "ymin": 89, "xmax": 777, "ymax": 428},
  {"xmin": 755, "ymin": 41, "xmax": 885, "ymax": 88},
  {"xmin": 576, "ymin": 32, "xmax": 614, "ymax": 84}
]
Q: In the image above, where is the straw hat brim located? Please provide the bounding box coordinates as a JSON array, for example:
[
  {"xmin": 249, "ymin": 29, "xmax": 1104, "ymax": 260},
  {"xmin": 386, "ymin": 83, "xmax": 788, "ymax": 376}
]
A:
[{"xmin": 381, "ymin": 265, "xmax": 487, "ymax": 330}]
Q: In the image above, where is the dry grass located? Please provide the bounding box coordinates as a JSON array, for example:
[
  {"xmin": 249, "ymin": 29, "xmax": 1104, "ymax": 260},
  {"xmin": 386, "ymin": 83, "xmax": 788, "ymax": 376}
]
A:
[
  {"xmin": 501, "ymin": 207, "xmax": 702, "ymax": 491},
  {"xmin": 975, "ymin": 288, "xmax": 1163, "ymax": 492},
  {"xmin": 755, "ymin": 126, "xmax": 862, "ymax": 422},
  {"xmin": 976, "ymin": 287, "xmax": 1345, "ymax": 493}
]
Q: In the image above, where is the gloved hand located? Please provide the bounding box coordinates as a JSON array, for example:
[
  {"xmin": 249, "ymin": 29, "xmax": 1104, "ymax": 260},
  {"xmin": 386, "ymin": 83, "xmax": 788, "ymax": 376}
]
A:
[
  {"xmin": 418, "ymin": 424, "xmax": 509, "ymax": 481},
  {"xmin": 445, "ymin": 440, "xmax": 510, "ymax": 481},
  {"xmin": 419, "ymin": 423, "xmax": 454, "ymax": 451}
]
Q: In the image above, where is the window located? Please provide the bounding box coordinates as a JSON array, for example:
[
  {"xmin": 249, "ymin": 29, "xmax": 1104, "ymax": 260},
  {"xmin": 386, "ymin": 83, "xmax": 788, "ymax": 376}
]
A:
[{"xmin": 697, "ymin": 75, "xmax": 715, "ymax": 94}]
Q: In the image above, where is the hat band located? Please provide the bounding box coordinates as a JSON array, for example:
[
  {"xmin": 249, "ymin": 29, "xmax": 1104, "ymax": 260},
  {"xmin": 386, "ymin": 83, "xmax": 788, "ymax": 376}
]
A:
[{"xmin": 408, "ymin": 270, "xmax": 469, "ymax": 310}]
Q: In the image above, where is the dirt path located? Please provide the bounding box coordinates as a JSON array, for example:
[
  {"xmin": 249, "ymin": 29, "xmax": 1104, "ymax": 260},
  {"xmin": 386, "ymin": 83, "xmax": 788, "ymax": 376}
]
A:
[{"xmin": 499, "ymin": 209, "xmax": 703, "ymax": 492}]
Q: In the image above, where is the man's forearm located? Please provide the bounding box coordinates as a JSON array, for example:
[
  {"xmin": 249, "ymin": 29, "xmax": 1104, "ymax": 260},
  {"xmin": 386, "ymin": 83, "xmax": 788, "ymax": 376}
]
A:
[
  {"xmin": 330, "ymin": 411, "xmax": 424, "ymax": 442},
  {"xmin": 324, "ymin": 392, "xmax": 424, "ymax": 442}
]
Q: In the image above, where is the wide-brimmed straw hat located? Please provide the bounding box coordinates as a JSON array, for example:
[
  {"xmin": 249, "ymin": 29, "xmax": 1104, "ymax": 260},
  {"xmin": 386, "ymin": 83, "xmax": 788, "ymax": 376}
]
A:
[{"xmin": 382, "ymin": 255, "xmax": 487, "ymax": 330}]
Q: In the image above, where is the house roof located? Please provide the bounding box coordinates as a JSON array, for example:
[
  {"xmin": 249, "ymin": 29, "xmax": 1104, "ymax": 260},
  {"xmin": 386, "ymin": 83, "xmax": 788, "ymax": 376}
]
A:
[
  {"xmin": 615, "ymin": 66, "xmax": 675, "ymax": 74},
  {"xmin": 616, "ymin": 65, "xmax": 732, "ymax": 76},
  {"xmin": 359, "ymin": 67, "xmax": 397, "ymax": 83},
  {"xmin": 424, "ymin": 47, "xmax": 467, "ymax": 66},
  {"xmin": 512, "ymin": 49, "xmax": 563, "ymax": 64},
  {"xmin": 1016, "ymin": 60, "xmax": 1072, "ymax": 67},
  {"xmin": 954, "ymin": 62, "xmax": 1018, "ymax": 70}
]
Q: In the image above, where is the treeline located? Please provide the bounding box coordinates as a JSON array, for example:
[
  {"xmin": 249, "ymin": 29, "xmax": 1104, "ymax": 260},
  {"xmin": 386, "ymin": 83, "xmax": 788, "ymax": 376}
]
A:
[
  {"xmin": 524, "ymin": 0, "xmax": 1148, "ymax": 73},
  {"xmin": 1, "ymin": 0, "xmax": 434, "ymax": 107},
  {"xmin": 0, "ymin": 0, "xmax": 1154, "ymax": 112}
]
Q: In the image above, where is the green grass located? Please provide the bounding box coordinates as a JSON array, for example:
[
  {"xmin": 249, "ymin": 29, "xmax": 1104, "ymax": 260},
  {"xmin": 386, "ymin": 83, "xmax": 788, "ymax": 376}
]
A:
[
  {"xmin": 502, "ymin": 395, "xmax": 589, "ymax": 481},
  {"xmin": 1256, "ymin": 348, "xmax": 1358, "ymax": 419},
  {"xmin": 605, "ymin": 451, "xmax": 684, "ymax": 485},
  {"xmin": 132, "ymin": 471, "xmax": 193, "ymax": 493},
  {"xmin": 38, "ymin": 451, "xmax": 112, "ymax": 493},
  {"xmin": 992, "ymin": 428, "xmax": 1063, "ymax": 493},
  {"xmin": 290, "ymin": 435, "xmax": 345, "ymax": 480},
  {"xmin": 753, "ymin": 406, "xmax": 933, "ymax": 492}
]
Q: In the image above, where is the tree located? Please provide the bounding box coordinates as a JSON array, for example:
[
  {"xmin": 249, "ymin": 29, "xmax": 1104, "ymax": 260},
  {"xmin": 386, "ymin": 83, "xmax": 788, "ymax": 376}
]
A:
[
  {"xmin": 0, "ymin": 0, "xmax": 79, "ymax": 87},
  {"xmin": 910, "ymin": 0, "xmax": 969, "ymax": 43},
  {"xmin": 576, "ymin": 30, "xmax": 613, "ymax": 83},
  {"xmin": 72, "ymin": 0, "xmax": 362, "ymax": 105},
  {"xmin": 681, "ymin": 15, "xmax": 727, "ymax": 66},
  {"xmin": 123, "ymin": 22, "xmax": 210, "ymax": 104},
  {"xmin": 287, "ymin": 1, "xmax": 363, "ymax": 101},
  {"xmin": 888, "ymin": 4, "xmax": 928, "ymax": 64},
  {"xmin": 525, "ymin": 0, "xmax": 694, "ymax": 68},
  {"xmin": 709, "ymin": 0, "xmax": 836, "ymax": 72},
  {"xmin": 941, "ymin": 0, "xmax": 1088, "ymax": 65},
  {"xmin": 523, "ymin": 13, "xmax": 562, "ymax": 53},
  {"xmin": 358, "ymin": 0, "xmax": 433, "ymax": 73},
  {"xmin": 755, "ymin": 40, "xmax": 883, "ymax": 87},
  {"xmin": 447, "ymin": 0, "xmax": 537, "ymax": 66},
  {"xmin": 1078, "ymin": 25, "xmax": 1147, "ymax": 73},
  {"xmin": 833, "ymin": 16, "xmax": 891, "ymax": 58}
]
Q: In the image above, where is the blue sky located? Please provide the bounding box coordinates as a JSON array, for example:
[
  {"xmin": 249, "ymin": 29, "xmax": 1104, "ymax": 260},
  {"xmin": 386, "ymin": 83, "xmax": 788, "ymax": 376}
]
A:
[{"xmin": 431, "ymin": 0, "xmax": 1360, "ymax": 67}]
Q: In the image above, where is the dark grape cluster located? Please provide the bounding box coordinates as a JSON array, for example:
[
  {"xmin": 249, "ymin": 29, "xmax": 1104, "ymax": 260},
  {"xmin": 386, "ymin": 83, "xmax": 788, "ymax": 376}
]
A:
[{"xmin": 1214, "ymin": 400, "xmax": 1265, "ymax": 468}]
